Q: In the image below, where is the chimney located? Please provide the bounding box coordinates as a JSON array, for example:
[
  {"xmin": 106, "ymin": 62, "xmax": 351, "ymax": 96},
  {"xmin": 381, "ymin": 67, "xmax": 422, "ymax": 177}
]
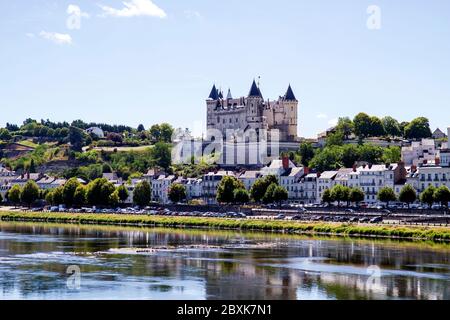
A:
[
  {"xmin": 411, "ymin": 165, "xmax": 417, "ymax": 173},
  {"xmin": 282, "ymin": 155, "xmax": 289, "ymax": 171},
  {"xmin": 304, "ymin": 167, "xmax": 310, "ymax": 175},
  {"xmin": 436, "ymin": 157, "xmax": 441, "ymax": 166},
  {"xmin": 352, "ymin": 164, "xmax": 357, "ymax": 172}
]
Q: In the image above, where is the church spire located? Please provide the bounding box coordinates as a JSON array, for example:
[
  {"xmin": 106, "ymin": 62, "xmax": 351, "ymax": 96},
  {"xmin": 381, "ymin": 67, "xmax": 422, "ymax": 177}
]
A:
[{"xmin": 226, "ymin": 88, "xmax": 233, "ymax": 100}]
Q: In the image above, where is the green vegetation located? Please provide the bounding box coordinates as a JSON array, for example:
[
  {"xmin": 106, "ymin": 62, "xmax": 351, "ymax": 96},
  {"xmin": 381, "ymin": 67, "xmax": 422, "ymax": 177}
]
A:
[
  {"xmin": 133, "ymin": 180, "xmax": 151, "ymax": 207},
  {"xmin": 216, "ymin": 176, "xmax": 245, "ymax": 204},
  {"xmin": 399, "ymin": 185, "xmax": 417, "ymax": 208},
  {"xmin": 377, "ymin": 187, "xmax": 397, "ymax": 206},
  {"xmin": 1, "ymin": 212, "xmax": 449, "ymax": 242},
  {"xmin": 250, "ymin": 175, "xmax": 279, "ymax": 203},
  {"xmin": 168, "ymin": 183, "xmax": 187, "ymax": 203}
]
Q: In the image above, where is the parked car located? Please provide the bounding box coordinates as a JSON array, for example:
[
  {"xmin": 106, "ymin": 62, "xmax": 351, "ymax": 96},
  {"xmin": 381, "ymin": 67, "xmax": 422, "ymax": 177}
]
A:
[
  {"xmin": 370, "ymin": 216, "xmax": 383, "ymax": 224},
  {"xmin": 349, "ymin": 217, "xmax": 359, "ymax": 223},
  {"xmin": 274, "ymin": 214, "xmax": 285, "ymax": 220},
  {"xmin": 359, "ymin": 217, "xmax": 370, "ymax": 223},
  {"xmin": 291, "ymin": 215, "xmax": 303, "ymax": 221},
  {"xmin": 345, "ymin": 209, "xmax": 355, "ymax": 214}
]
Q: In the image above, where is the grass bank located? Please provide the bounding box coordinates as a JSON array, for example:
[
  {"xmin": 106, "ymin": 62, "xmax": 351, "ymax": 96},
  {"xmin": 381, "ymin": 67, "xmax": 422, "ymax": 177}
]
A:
[{"xmin": 1, "ymin": 211, "xmax": 450, "ymax": 242}]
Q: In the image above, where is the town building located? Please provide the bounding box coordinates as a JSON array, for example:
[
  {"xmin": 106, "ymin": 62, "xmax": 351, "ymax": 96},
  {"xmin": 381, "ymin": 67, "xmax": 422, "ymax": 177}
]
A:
[{"xmin": 401, "ymin": 139, "xmax": 437, "ymax": 166}]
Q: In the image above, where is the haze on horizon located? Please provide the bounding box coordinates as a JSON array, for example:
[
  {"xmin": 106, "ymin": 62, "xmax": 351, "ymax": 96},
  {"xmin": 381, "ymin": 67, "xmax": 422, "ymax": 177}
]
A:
[{"xmin": 1, "ymin": 0, "xmax": 450, "ymax": 138}]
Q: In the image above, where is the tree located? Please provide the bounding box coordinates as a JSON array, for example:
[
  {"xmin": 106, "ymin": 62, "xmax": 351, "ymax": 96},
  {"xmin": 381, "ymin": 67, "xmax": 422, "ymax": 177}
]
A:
[
  {"xmin": 404, "ymin": 117, "xmax": 432, "ymax": 140},
  {"xmin": 420, "ymin": 185, "xmax": 436, "ymax": 208},
  {"xmin": 341, "ymin": 145, "xmax": 360, "ymax": 168},
  {"xmin": 382, "ymin": 116, "xmax": 401, "ymax": 138},
  {"xmin": 349, "ymin": 188, "xmax": 365, "ymax": 205},
  {"xmin": 68, "ymin": 126, "xmax": 86, "ymax": 152},
  {"xmin": 272, "ymin": 186, "xmax": 288, "ymax": 207},
  {"xmin": 168, "ymin": 183, "xmax": 187, "ymax": 203},
  {"xmin": 109, "ymin": 190, "xmax": 120, "ymax": 207},
  {"xmin": 7, "ymin": 185, "xmax": 22, "ymax": 207},
  {"xmin": 433, "ymin": 186, "xmax": 450, "ymax": 208},
  {"xmin": 322, "ymin": 188, "xmax": 334, "ymax": 205},
  {"xmin": 159, "ymin": 123, "xmax": 174, "ymax": 143},
  {"xmin": 330, "ymin": 185, "xmax": 350, "ymax": 206},
  {"xmin": 358, "ymin": 144, "xmax": 383, "ymax": 164},
  {"xmin": 149, "ymin": 124, "xmax": 161, "ymax": 142},
  {"xmin": 234, "ymin": 188, "xmax": 250, "ymax": 205},
  {"xmin": 309, "ymin": 146, "xmax": 343, "ymax": 172},
  {"xmin": 382, "ymin": 146, "xmax": 401, "ymax": 164},
  {"xmin": 21, "ymin": 180, "xmax": 40, "ymax": 207},
  {"xmin": 217, "ymin": 176, "xmax": 245, "ymax": 204},
  {"xmin": 117, "ymin": 185, "xmax": 129, "ymax": 203},
  {"xmin": 73, "ymin": 185, "xmax": 87, "ymax": 207},
  {"xmin": 28, "ymin": 159, "xmax": 36, "ymax": 173},
  {"xmin": 0, "ymin": 128, "xmax": 12, "ymax": 140},
  {"xmin": 353, "ymin": 113, "xmax": 372, "ymax": 138},
  {"xmin": 86, "ymin": 178, "xmax": 116, "ymax": 206},
  {"xmin": 62, "ymin": 178, "xmax": 81, "ymax": 207},
  {"xmin": 137, "ymin": 124, "xmax": 145, "ymax": 132},
  {"xmin": 49, "ymin": 187, "xmax": 64, "ymax": 205},
  {"xmin": 369, "ymin": 116, "xmax": 385, "ymax": 137},
  {"xmin": 399, "ymin": 184, "xmax": 417, "ymax": 208},
  {"xmin": 299, "ymin": 143, "xmax": 315, "ymax": 167},
  {"xmin": 336, "ymin": 117, "xmax": 354, "ymax": 140},
  {"xmin": 250, "ymin": 175, "xmax": 279, "ymax": 203},
  {"xmin": 133, "ymin": 180, "xmax": 151, "ymax": 207},
  {"xmin": 150, "ymin": 142, "xmax": 171, "ymax": 170},
  {"xmin": 377, "ymin": 187, "xmax": 397, "ymax": 207},
  {"xmin": 326, "ymin": 131, "xmax": 344, "ymax": 147},
  {"xmin": 262, "ymin": 183, "xmax": 279, "ymax": 204}
]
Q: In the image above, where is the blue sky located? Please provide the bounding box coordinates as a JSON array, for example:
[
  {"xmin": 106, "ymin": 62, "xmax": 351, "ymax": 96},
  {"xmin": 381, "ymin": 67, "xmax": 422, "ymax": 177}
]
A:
[{"xmin": 1, "ymin": 0, "xmax": 450, "ymax": 138}]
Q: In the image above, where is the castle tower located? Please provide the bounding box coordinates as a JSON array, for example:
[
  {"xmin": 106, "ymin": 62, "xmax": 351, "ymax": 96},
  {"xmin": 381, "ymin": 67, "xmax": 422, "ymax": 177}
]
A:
[
  {"xmin": 206, "ymin": 84, "xmax": 219, "ymax": 128},
  {"xmin": 246, "ymin": 80, "xmax": 265, "ymax": 129},
  {"xmin": 282, "ymin": 84, "xmax": 299, "ymax": 141}
]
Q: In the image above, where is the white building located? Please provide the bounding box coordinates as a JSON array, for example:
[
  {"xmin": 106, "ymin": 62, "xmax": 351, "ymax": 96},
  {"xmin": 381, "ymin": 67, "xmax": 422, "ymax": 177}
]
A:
[
  {"xmin": 316, "ymin": 171, "xmax": 338, "ymax": 202},
  {"xmin": 358, "ymin": 164, "xmax": 396, "ymax": 203},
  {"xmin": 238, "ymin": 171, "xmax": 262, "ymax": 191},
  {"xmin": 86, "ymin": 127, "xmax": 105, "ymax": 139},
  {"xmin": 152, "ymin": 175, "xmax": 176, "ymax": 204},
  {"xmin": 401, "ymin": 139, "xmax": 437, "ymax": 167},
  {"xmin": 202, "ymin": 171, "xmax": 236, "ymax": 205}
]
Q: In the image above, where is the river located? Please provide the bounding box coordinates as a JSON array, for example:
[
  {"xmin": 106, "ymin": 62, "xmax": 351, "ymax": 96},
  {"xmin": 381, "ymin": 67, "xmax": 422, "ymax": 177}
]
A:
[{"xmin": 0, "ymin": 222, "xmax": 449, "ymax": 300}]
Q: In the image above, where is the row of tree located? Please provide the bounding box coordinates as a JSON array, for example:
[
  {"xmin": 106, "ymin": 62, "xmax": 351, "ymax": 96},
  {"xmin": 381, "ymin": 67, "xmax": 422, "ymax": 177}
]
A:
[
  {"xmin": 322, "ymin": 184, "xmax": 450, "ymax": 208},
  {"xmin": 214, "ymin": 175, "xmax": 289, "ymax": 206},
  {"xmin": 5, "ymin": 178, "xmax": 154, "ymax": 208},
  {"xmin": 336, "ymin": 114, "xmax": 433, "ymax": 140}
]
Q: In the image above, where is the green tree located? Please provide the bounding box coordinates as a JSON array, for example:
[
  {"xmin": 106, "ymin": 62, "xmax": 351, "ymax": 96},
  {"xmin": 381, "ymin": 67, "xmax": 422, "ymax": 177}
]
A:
[
  {"xmin": 86, "ymin": 178, "xmax": 116, "ymax": 206},
  {"xmin": 7, "ymin": 185, "xmax": 22, "ymax": 207},
  {"xmin": 382, "ymin": 146, "xmax": 401, "ymax": 164},
  {"xmin": 133, "ymin": 180, "xmax": 151, "ymax": 207},
  {"xmin": 369, "ymin": 116, "xmax": 385, "ymax": 137},
  {"xmin": 272, "ymin": 185, "xmax": 288, "ymax": 207},
  {"xmin": 299, "ymin": 143, "xmax": 315, "ymax": 167},
  {"xmin": 73, "ymin": 185, "xmax": 87, "ymax": 207},
  {"xmin": 349, "ymin": 188, "xmax": 365, "ymax": 205},
  {"xmin": 217, "ymin": 176, "xmax": 245, "ymax": 204},
  {"xmin": 168, "ymin": 183, "xmax": 187, "ymax": 203},
  {"xmin": 159, "ymin": 123, "xmax": 174, "ymax": 143},
  {"xmin": 21, "ymin": 180, "xmax": 40, "ymax": 207},
  {"xmin": 0, "ymin": 128, "xmax": 12, "ymax": 140},
  {"xmin": 353, "ymin": 113, "xmax": 372, "ymax": 138},
  {"xmin": 137, "ymin": 124, "xmax": 145, "ymax": 132},
  {"xmin": 326, "ymin": 131, "xmax": 344, "ymax": 147},
  {"xmin": 322, "ymin": 188, "xmax": 334, "ymax": 205},
  {"xmin": 330, "ymin": 185, "xmax": 350, "ymax": 206},
  {"xmin": 49, "ymin": 187, "xmax": 64, "ymax": 205},
  {"xmin": 377, "ymin": 187, "xmax": 397, "ymax": 207},
  {"xmin": 433, "ymin": 186, "xmax": 450, "ymax": 208},
  {"xmin": 382, "ymin": 116, "xmax": 401, "ymax": 138},
  {"xmin": 404, "ymin": 117, "xmax": 432, "ymax": 140},
  {"xmin": 399, "ymin": 184, "xmax": 417, "ymax": 208},
  {"xmin": 341, "ymin": 145, "xmax": 360, "ymax": 168},
  {"xmin": 420, "ymin": 185, "xmax": 436, "ymax": 208},
  {"xmin": 336, "ymin": 117, "xmax": 354, "ymax": 140},
  {"xmin": 62, "ymin": 177, "xmax": 81, "ymax": 207},
  {"xmin": 109, "ymin": 190, "xmax": 120, "ymax": 207},
  {"xmin": 149, "ymin": 124, "xmax": 161, "ymax": 142},
  {"xmin": 150, "ymin": 142, "xmax": 172, "ymax": 170},
  {"xmin": 68, "ymin": 126, "xmax": 86, "ymax": 152},
  {"xmin": 250, "ymin": 175, "xmax": 279, "ymax": 203},
  {"xmin": 262, "ymin": 183, "xmax": 279, "ymax": 204},
  {"xmin": 233, "ymin": 188, "xmax": 250, "ymax": 204},
  {"xmin": 309, "ymin": 146, "xmax": 343, "ymax": 172},
  {"xmin": 358, "ymin": 144, "xmax": 383, "ymax": 164},
  {"xmin": 117, "ymin": 185, "xmax": 129, "ymax": 203}
]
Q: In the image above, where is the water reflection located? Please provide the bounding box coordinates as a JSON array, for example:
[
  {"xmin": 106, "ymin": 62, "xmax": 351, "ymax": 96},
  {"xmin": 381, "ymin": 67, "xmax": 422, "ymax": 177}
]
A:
[{"xmin": 0, "ymin": 222, "xmax": 449, "ymax": 300}]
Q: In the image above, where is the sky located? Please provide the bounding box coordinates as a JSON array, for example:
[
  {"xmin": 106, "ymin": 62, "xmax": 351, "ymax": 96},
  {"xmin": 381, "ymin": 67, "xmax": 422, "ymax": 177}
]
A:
[{"xmin": 1, "ymin": 0, "xmax": 450, "ymax": 138}]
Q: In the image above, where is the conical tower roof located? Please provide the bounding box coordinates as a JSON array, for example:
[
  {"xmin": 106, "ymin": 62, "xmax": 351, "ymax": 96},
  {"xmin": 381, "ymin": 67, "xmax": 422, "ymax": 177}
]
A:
[
  {"xmin": 208, "ymin": 84, "xmax": 219, "ymax": 100},
  {"xmin": 248, "ymin": 80, "xmax": 263, "ymax": 98},
  {"xmin": 284, "ymin": 84, "xmax": 297, "ymax": 101}
]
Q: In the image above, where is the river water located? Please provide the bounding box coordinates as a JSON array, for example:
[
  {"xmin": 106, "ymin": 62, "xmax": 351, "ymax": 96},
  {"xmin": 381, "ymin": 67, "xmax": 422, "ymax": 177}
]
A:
[{"xmin": 0, "ymin": 222, "xmax": 449, "ymax": 300}]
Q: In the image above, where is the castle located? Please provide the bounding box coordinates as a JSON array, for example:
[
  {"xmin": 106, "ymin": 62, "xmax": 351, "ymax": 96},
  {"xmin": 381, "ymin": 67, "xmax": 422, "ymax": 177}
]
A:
[{"xmin": 206, "ymin": 80, "xmax": 299, "ymax": 142}]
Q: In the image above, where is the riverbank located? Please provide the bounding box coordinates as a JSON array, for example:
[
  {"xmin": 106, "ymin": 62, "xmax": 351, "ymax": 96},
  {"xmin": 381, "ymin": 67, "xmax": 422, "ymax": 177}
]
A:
[{"xmin": 1, "ymin": 211, "xmax": 450, "ymax": 242}]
